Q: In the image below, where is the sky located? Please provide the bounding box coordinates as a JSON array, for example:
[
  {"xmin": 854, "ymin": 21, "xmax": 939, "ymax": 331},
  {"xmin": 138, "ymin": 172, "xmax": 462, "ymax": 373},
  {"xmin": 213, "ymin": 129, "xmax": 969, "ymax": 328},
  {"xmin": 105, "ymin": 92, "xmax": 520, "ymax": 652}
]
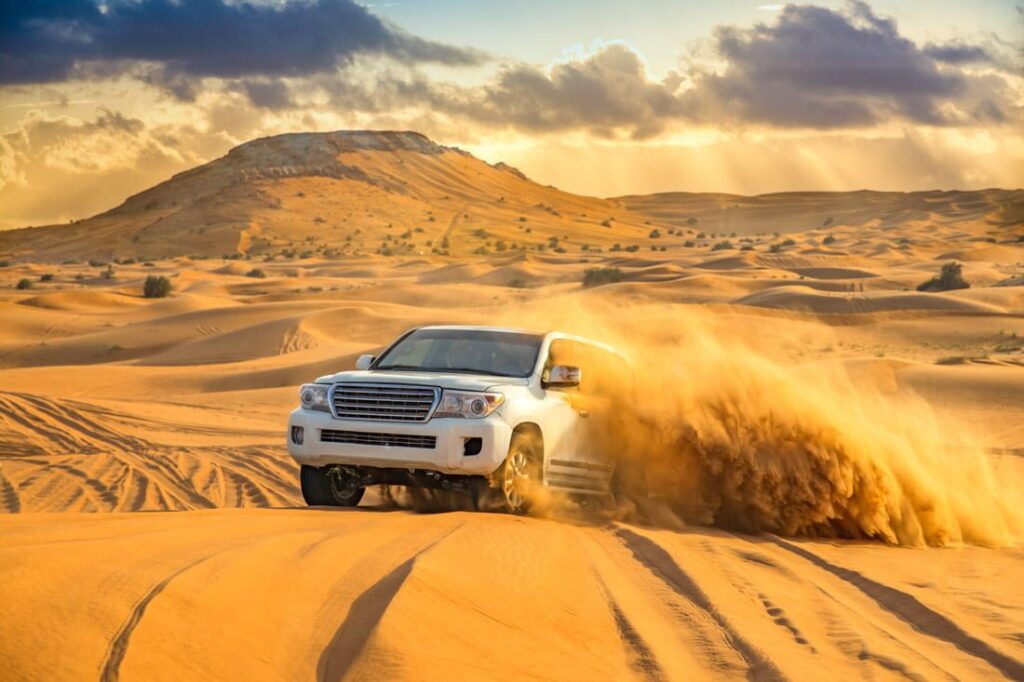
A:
[{"xmin": 0, "ymin": 0, "xmax": 1021, "ymax": 230}]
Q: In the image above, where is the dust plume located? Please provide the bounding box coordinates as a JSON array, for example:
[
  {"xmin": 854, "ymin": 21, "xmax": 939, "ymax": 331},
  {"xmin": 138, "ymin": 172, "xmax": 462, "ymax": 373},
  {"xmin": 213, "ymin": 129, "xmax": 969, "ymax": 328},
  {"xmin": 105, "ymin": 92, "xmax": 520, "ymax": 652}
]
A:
[{"xmin": 512, "ymin": 302, "xmax": 1023, "ymax": 547}]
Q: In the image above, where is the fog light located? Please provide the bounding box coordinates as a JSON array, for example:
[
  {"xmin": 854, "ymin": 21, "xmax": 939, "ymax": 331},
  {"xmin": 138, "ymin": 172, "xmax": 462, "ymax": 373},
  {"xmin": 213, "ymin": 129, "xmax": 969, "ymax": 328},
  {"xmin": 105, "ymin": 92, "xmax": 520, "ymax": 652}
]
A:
[
  {"xmin": 291, "ymin": 426, "xmax": 304, "ymax": 445},
  {"xmin": 463, "ymin": 437, "xmax": 482, "ymax": 457}
]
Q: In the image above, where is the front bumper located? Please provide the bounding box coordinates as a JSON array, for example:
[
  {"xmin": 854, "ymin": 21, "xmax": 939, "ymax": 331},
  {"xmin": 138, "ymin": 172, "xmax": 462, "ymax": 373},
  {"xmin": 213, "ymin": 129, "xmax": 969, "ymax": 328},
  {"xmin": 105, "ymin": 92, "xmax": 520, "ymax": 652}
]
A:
[{"xmin": 286, "ymin": 407, "xmax": 513, "ymax": 476}]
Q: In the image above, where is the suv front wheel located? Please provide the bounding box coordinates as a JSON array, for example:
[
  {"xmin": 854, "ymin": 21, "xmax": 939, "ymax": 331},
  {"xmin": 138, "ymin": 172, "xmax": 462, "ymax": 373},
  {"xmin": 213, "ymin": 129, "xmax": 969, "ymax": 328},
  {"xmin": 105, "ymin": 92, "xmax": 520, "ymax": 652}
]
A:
[
  {"xmin": 476, "ymin": 431, "xmax": 540, "ymax": 514},
  {"xmin": 300, "ymin": 465, "xmax": 365, "ymax": 507}
]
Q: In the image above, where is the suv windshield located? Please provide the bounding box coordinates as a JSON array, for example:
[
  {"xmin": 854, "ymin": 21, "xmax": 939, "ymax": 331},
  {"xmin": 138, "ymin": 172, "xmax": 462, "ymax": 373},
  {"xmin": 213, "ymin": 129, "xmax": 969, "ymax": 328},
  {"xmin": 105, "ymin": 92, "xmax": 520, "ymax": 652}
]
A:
[{"xmin": 374, "ymin": 329, "xmax": 542, "ymax": 378}]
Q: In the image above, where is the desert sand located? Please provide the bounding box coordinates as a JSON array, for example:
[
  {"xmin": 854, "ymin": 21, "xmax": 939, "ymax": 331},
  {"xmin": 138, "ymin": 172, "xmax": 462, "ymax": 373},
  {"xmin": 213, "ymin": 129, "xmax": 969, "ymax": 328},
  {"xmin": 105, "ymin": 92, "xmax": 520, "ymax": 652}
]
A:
[{"xmin": 1, "ymin": 131, "xmax": 1023, "ymax": 680}]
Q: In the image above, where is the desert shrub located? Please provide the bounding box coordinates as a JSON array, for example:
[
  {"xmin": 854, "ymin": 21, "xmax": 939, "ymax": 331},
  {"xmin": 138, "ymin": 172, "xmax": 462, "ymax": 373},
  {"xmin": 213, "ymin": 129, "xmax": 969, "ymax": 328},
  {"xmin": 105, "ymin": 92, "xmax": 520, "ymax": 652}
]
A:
[
  {"xmin": 39, "ymin": 273, "xmax": 54, "ymax": 282},
  {"xmin": 768, "ymin": 243, "xmax": 784, "ymax": 253},
  {"xmin": 611, "ymin": 243, "xmax": 622, "ymax": 252},
  {"xmin": 143, "ymin": 275, "xmax": 172, "ymax": 298},
  {"xmin": 582, "ymin": 267, "xmax": 624, "ymax": 288},
  {"xmin": 741, "ymin": 244, "xmax": 754, "ymax": 251},
  {"xmin": 246, "ymin": 268, "xmax": 266, "ymax": 278},
  {"xmin": 686, "ymin": 217, "xmax": 699, "ymax": 226},
  {"xmin": 711, "ymin": 240, "xmax": 734, "ymax": 251},
  {"xmin": 16, "ymin": 278, "xmax": 32, "ymax": 290},
  {"xmin": 624, "ymin": 245, "xmax": 639, "ymax": 253},
  {"xmin": 600, "ymin": 219, "xmax": 612, "ymax": 228},
  {"xmin": 102, "ymin": 265, "xmax": 115, "ymax": 279},
  {"xmin": 782, "ymin": 238, "xmax": 796, "ymax": 247},
  {"xmin": 823, "ymin": 234, "xmax": 837, "ymax": 245},
  {"xmin": 918, "ymin": 262, "xmax": 970, "ymax": 292},
  {"xmin": 683, "ymin": 240, "xmax": 695, "ymax": 248},
  {"xmin": 88, "ymin": 259, "xmax": 106, "ymax": 267},
  {"xmin": 649, "ymin": 229, "xmax": 661, "ymax": 238}
]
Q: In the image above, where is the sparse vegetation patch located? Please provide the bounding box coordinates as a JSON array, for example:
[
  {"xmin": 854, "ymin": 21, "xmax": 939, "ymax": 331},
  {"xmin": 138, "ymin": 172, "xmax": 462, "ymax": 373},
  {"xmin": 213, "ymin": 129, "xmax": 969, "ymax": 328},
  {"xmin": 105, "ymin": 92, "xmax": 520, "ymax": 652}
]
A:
[
  {"xmin": 582, "ymin": 267, "xmax": 624, "ymax": 288},
  {"xmin": 143, "ymin": 275, "xmax": 172, "ymax": 298}
]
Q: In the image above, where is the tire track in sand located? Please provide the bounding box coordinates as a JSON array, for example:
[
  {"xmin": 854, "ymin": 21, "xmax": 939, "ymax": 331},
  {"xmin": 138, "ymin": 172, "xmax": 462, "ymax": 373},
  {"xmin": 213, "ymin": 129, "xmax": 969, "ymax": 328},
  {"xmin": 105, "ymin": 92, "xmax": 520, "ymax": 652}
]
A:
[
  {"xmin": 316, "ymin": 523, "xmax": 464, "ymax": 681},
  {"xmin": 615, "ymin": 527, "xmax": 787, "ymax": 682},
  {"xmin": 769, "ymin": 537, "xmax": 1024, "ymax": 680},
  {"xmin": 99, "ymin": 552, "xmax": 219, "ymax": 682}
]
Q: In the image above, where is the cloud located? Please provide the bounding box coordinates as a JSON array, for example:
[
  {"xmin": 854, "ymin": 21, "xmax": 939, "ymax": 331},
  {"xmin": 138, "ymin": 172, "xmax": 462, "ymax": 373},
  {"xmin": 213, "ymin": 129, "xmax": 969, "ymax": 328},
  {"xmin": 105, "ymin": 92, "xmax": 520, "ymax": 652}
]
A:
[
  {"xmin": 324, "ymin": 2, "xmax": 1018, "ymax": 137},
  {"xmin": 0, "ymin": 107, "xmax": 231, "ymax": 229},
  {"xmin": 682, "ymin": 1, "xmax": 1018, "ymax": 128},
  {"xmin": 921, "ymin": 41, "xmax": 996, "ymax": 65},
  {"xmin": 236, "ymin": 80, "xmax": 293, "ymax": 109},
  {"xmin": 454, "ymin": 43, "xmax": 685, "ymax": 138},
  {"xmin": 0, "ymin": 0, "xmax": 484, "ymax": 90}
]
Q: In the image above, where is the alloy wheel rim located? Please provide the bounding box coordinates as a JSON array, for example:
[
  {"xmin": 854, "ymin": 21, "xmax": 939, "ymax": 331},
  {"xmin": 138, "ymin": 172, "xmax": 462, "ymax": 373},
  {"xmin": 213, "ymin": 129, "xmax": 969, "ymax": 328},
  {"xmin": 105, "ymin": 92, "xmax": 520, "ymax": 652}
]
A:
[
  {"xmin": 329, "ymin": 474, "xmax": 357, "ymax": 502},
  {"xmin": 503, "ymin": 448, "xmax": 530, "ymax": 511}
]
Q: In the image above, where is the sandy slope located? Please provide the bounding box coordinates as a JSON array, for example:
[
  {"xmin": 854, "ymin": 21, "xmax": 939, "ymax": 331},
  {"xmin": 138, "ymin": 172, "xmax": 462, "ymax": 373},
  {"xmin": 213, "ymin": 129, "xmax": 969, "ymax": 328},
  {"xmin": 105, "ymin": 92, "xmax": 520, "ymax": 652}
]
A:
[{"xmin": 2, "ymin": 509, "xmax": 1022, "ymax": 681}]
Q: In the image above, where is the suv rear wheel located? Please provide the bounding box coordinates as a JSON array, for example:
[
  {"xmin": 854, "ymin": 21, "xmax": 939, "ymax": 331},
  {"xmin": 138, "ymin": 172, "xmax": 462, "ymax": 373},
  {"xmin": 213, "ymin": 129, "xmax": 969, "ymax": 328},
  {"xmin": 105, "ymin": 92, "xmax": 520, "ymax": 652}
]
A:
[{"xmin": 300, "ymin": 465, "xmax": 365, "ymax": 507}]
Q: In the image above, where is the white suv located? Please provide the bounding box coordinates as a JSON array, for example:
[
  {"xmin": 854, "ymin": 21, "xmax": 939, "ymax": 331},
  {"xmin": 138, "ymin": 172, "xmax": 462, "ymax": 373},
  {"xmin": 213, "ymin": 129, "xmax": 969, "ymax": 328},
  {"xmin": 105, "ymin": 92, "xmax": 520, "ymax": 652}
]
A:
[{"xmin": 287, "ymin": 326, "xmax": 627, "ymax": 512}]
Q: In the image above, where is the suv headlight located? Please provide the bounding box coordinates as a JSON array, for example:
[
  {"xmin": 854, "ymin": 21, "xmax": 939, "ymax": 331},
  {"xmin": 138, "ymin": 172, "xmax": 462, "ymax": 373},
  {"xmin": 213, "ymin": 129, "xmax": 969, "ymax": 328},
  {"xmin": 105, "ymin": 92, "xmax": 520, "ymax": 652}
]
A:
[
  {"xmin": 298, "ymin": 384, "xmax": 330, "ymax": 412},
  {"xmin": 434, "ymin": 390, "xmax": 504, "ymax": 419}
]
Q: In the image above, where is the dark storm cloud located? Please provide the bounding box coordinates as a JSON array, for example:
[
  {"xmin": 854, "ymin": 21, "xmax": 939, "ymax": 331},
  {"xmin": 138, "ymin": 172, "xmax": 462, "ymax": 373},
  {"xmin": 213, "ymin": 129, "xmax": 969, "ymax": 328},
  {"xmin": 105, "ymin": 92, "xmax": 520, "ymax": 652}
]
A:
[
  {"xmin": 683, "ymin": 1, "xmax": 1015, "ymax": 128},
  {"xmin": 237, "ymin": 80, "xmax": 293, "ymax": 109},
  {"xmin": 0, "ymin": 0, "xmax": 483, "ymax": 87},
  {"xmin": 922, "ymin": 41, "xmax": 996, "ymax": 65}
]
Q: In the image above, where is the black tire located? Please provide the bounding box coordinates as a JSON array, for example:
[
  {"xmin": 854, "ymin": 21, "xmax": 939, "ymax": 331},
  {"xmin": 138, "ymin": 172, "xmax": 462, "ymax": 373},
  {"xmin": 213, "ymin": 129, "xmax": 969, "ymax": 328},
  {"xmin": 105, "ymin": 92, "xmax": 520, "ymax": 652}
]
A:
[
  {"xmin": 477, "ymin": 431, "xmax": 541, "ymax": 514},
  {"xmin": 300, "ymin": 465, "xmax": 365, "ymax": 507}
]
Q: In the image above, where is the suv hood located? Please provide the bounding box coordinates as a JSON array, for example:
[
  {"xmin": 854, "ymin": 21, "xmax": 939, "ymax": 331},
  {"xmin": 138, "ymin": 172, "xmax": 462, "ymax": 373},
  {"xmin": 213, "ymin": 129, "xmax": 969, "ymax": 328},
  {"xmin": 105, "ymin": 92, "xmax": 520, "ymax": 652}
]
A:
[{"xmin": 315, "ymin": 370, "xmax": 529, "ymax": 391}]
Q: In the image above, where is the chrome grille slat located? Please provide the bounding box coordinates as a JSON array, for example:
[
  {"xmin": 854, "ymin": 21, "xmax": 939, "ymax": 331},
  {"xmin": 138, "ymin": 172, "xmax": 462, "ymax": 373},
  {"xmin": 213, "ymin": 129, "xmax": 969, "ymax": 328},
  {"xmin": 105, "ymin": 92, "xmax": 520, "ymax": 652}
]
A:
[
  {"xmin": 320, "ymin": 429, "xmax": 436, "ymax": 449},
  {"xmin": 330, "ymin": 383, "xmax": 439, "ymax": 422}
]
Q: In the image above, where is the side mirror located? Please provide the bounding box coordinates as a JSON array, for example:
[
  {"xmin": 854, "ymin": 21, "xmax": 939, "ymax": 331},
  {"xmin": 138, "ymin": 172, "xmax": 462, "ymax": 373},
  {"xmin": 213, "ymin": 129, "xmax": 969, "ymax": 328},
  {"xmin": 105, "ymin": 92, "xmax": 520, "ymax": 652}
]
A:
[
  {"xmin": 355, "ymin": 354, "xmax": 375, "ymax": 370},
  {"xmin": 545, "ymin": 365, "xmax": 581, "ymax": 388}
]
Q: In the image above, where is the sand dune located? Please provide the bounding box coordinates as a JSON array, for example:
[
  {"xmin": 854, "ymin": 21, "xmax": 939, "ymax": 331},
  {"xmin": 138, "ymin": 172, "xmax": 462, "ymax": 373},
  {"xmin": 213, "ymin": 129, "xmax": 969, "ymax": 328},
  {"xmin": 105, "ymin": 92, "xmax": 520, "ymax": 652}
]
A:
[
  {"xmin": 734, "ymin": 287, "xmax": 1007, "ymax": 314},
  {"xmin": 1, "ymin": 131, "xmax": 1022, "ymax": 680}
]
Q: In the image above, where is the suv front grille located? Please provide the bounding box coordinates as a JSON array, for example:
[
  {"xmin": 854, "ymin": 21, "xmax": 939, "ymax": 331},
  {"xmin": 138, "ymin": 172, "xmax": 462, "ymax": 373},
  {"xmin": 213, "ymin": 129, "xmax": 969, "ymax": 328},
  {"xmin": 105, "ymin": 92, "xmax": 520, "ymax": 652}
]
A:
[
  {"xmin": 320, "ymin": 429, "xmax": 437, "ymax": 449},
  {"xmin": 330, "ymin": 383, "xmax": 439, "ymax": 422}
]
